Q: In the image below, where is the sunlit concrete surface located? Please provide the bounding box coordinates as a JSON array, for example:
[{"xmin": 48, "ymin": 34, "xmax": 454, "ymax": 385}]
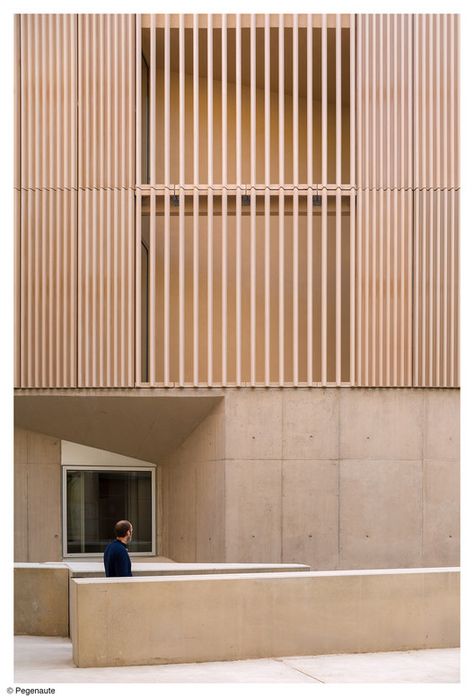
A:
[
  {"xmin": 14, "ymin": 636, "xmax": 459, "ymax": 683},
  {"xmin": 69, "ymin": 569, "xmax": 459, "ymax": 666}
]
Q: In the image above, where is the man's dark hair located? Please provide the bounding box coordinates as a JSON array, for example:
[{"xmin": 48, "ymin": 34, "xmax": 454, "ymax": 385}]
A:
[{"xmin": 114, "ymin": 520, "xmax": 132, "ymax": 538}]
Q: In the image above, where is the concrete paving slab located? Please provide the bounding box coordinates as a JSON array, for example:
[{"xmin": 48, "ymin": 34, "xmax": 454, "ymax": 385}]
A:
[
  {"xmin": 14, "ymin": 637, "xmax": 459, "ymax": 683},
  {"xmin": 14, "ymin": 637, "xmax": 313, "ymax": 683},
  {"xmin": 281, "ymin": 648, "xmax": 460, "ymax": 683}
]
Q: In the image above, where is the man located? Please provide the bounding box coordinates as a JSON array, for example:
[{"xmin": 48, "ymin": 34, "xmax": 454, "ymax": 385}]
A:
[{"xmin": 103, "ymin": 520, "xmax": 133, "ymax": 577}]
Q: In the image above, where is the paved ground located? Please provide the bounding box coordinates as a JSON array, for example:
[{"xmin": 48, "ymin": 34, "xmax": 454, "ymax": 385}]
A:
[{"xmin": 14, "ymin": 636, "xmax": 460, "ymax": 683}]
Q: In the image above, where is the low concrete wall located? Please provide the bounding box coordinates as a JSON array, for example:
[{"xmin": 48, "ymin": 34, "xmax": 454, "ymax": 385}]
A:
[
  {"xmin": 14, "ymin": 563, "xmax": 69, "ymax": 637},
  {"xmin": 14, "ymin": 562, "xmax": 309, "ymax": 637},
  {"xmin": 70, "ymin": 567, "xmax": 460, "ymax": 667}
]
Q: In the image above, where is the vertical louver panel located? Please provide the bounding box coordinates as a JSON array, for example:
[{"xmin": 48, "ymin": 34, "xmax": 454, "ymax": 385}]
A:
[
  {"xmin": 15, "ymin": 186, "xmax": 21, "ymax": 388},
  {"xmin": 355, "ymin": 14, "xmax": 415, "ymax": 387},
  {"xmin": 412, "ymin": 14, "xmax": 459, "ymax": 387},
  {"xmin": 413, "ymin": 15, "xmax": 459, "ymax": 192},
  {"xmin": 20, "ymin": 190, "xmax": 77, "ymax": 387},
  {"xmin": 17, "ymin": 15, "xmax": 78, "ymax": 388},
  {"xmin": 20, "ymin": 14, "xmax": 77, "ymax": 191},
  {"xmin": 15, "ymin": 14, "xmax": 460, "ymax": 390},
  {"xmin": 137, "ymin": 14, "xmax": 356, "ymax": 387},
  {"xmin": 413, "ymin": 189, "xmax": 459, "ymax": 387},
  {"xmin": 77, "ymin": 190, "xmax": 135, "ymax": 387},
  {"xmin": 14, "ymin": 16, "xmax": 21, "ymax": 387},
  {"xmin": 78, "ymin": 14, "xmax": 135, "ymax": 189},
  {"xmin": 77, "ymin": 14, "xmax": 136, "ymax": 386}
]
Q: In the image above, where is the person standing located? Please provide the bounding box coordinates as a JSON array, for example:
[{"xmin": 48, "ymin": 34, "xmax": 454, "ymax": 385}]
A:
[{"xmin": 103, "ymin": 520, "xmax": 133, "ymax": 577}]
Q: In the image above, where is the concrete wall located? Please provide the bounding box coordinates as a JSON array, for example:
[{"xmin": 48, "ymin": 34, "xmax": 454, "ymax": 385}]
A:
[
  {"xmin": 14, "ymin": 429, "xmax": 62, "ymax": 562},
  {"xmin": 14, "ymin": 564, "xmax": 69, "ymax": 636},
  {"xmin": 14, "ymin": 429, "xmax": 164, "ymax": 562},
  {"xmin": 161, "ymin": 388, "xmax": 459, "ymax": 570},
  {"xmin": 70, "ymin": 568, "xmax": 460, "ymax": 667},
  {"xmin": 224, "ymin": 388, "xmax": 460, "ymax": 569},
  {"xmin": 160, "ymin": 400, "xmax": 226, "ymax": 561},
  {"xmin": 14, "ymin": 388, "xmax": 459, "ymax": 570}
]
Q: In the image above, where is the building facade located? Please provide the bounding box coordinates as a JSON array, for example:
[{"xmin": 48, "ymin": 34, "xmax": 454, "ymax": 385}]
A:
[{"xmin": 14, "ymin": 14, "xmax": 459, "ymax": 569}]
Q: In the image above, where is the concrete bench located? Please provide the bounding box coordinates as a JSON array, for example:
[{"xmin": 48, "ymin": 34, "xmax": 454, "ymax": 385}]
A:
[{"xmin": 70, "ymin": 567, "xmax": 460, "ymax": 667}]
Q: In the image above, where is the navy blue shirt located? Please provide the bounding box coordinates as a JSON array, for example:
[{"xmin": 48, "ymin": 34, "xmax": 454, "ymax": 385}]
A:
[{"xmin": 103, "ymin": 539, "xmax": 132, "ymax": 577}]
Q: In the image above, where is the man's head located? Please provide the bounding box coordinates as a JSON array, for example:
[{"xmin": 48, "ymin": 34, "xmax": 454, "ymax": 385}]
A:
[{"xmin": 114, "ymin": 520, "xmax": 133, "ymax": 544}]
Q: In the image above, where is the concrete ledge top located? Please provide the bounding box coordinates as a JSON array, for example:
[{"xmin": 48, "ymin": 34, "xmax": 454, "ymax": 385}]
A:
[
  {"xmin": 14, "ymin": 563, "xmax": 69, "ymax": 569},
  {"xmin": 71, "ymin": 567, "xmax": 460, "ymax": 585},
  {"xmin": 15, "ymin": 563, "xmax": 459, "ymax": 576},
  {"xmin": 14, "ymin": 561, "xmax": 312, "ymax": 576},
  {"xmin": 64, "ymin": 556, "xmax": 174, "ymax": 563},
  {"xmin": 65, "ymin": 562, "xmax": 310, "ymax": 573}
]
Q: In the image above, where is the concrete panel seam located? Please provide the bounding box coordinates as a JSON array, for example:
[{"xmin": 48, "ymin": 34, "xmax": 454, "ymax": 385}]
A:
[
  {"xmin": 280, "ymin": 457, "xmax": 283, "ymax": 563},
  {"xmin": 337, "ymin": 390, "xmax": 341, "ymax": 569},
  {"xmin": 26, "ymin": 468, "xmax": 29, "ymax": 561},
  {"xmin": 421, "ymin": 389, "xmax": 426, "ymax": 563},
  {"xmin": 281, "ymin": 389, "xmax": 283, "ymax": 564},
  {"xmin": 194, "ymin": 462, "xmax": 197, "ymax": 562}
]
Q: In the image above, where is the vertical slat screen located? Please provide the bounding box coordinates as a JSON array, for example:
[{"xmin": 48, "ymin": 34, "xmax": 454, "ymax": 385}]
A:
[
  {"xmin": 292, "ymin": 14, "xmax": 299, "ymax": 385},
  {"xmin": 358, "ymin": 15, "xmax": 412, "ymax": 387},
  {"xmin": 134, "ymin": 15, "xmax": 142, "ymax": 383},
  {"xmin": 350, "ymin": 14, "xmax": 356, "ymax": 386},
  {"xmin": 149, "ymin": 14, "xmax": 156, "ymax": 386},
  {"xmin": 20, "ymin": 14, "xmax": 77, "ymax": 192},
  {"xmin": 18, "ymin": 14, "xmax": 77, "ymax": 388},
  {"xmin": 412, "ymin": 14, "xmax": 459, "ymax": 387},
  {"xmin": 16, "ymin": 14, "xmax": 459, "ymax": 391},
  {"xmin": 236, "ymin": 14, "xmax": 242, "ymax": 385},
  {"xmin": 321, "ymin": 14, "xmax": 328, "ymax": 385},
  {"xmin": 207, "ymin": 14, "xmax": 214, "ymax": 385},
  {"xmin": 193, "ymin": 13, "xmax": 200, "ymax": 386},
  {"xmin": 264, "ymin": 14, "xmax": 271, "ymax": 385},
  {"xmin": 138, "ymin": 15, "xmax": 355, "ymax": 386},
  {"xmin": 278, "ymin": 14, "xmax": 285, "ymax": 386},
  {"xmin": 306, "ymin": 14, "xmax": 313, "ymax": 385},
  {"xmin": 163, "ymin": 15, "xmax": 171, "ymax": 385},
  {"xmin": 14, "ymin": 16, "xmax": 21, "ymax": 387},
  {"xmin": 222, "ymin": 14, "xmax": 228, "ymax": 386},
  {"xmin": 250, "ymin": 14, "xmax": 256, "ymax": 385},
  {"xmin": 78, "ymin": 190, "xmax": 135, "ymax": 387},
  {"xmin": 356, "ymin": 13, "xmax": 363, "ymax": 386},
  {"xmin": 135, "ymin": 13, "xmax": 458, "ymax": 388},
  {"xmin": 178, "ymin": 14, "xmax": 185, "ymax": 385},
  {"xmin": 78, "ymin": 15, "xmax": 135, "ymax": 190},
  {"xmin": 78, "ymin": 14, "xmax": 135, "ymax": 387},
  {"xmin": 335, "ymin": 13, "xmax": 342, "ymax": 385}
]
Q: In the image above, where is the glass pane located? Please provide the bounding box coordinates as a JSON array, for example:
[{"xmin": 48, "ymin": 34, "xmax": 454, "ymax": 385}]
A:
[
  {"xmin": 66, "ymin": 470, "xmax": 153, "ymax": 554},
  {"xmin": 67, "ymin": 471, "xmax": 84, "ymax": 554}
]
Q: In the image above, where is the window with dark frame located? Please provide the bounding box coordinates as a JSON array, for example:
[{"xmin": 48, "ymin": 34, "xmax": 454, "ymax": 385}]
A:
[{"xmin": 64, "ymin": 468, "xmax": 154, "ymax": 555}]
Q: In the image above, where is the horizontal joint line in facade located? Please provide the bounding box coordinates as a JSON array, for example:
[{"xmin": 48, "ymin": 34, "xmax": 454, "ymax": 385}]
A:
[
  {"xmin": 134, "ymin": 382, "xmax": 356, "ymax": 388},
  {"xmin": 135, "ymin": 184, "xmax": 461, "ymax": 194},
  {"xmin": 15, "ymin": 185, "xmax": 135, "ymax": 193},
  {"xmin": 15, "ymin": 185, "xmax": 461, "ymax": 194}
]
